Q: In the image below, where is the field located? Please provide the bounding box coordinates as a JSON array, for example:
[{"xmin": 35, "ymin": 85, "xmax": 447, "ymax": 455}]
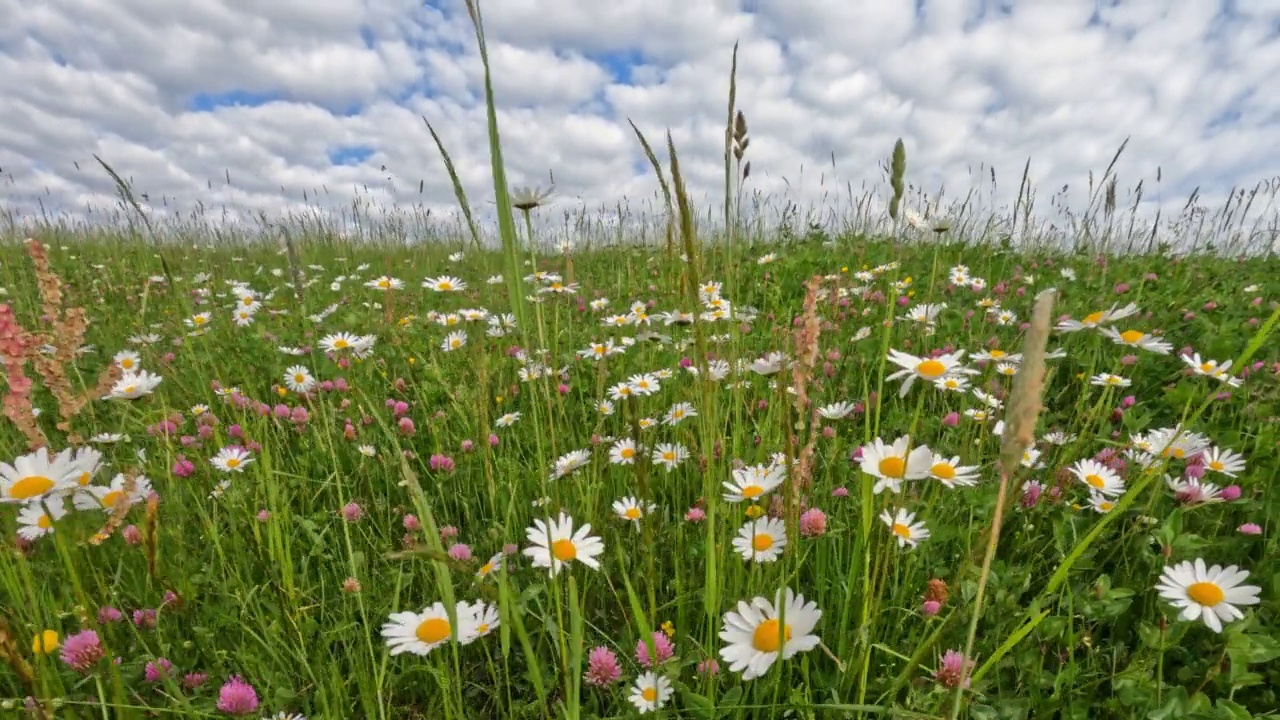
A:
[{"xmin": 3, "ymin": 10, "xmax": 1280, "ymax": 720}]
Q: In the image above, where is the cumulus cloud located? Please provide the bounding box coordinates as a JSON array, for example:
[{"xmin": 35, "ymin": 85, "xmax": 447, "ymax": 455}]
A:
[{"xmin": 0, "ymin": 0, "xmax": 1277, "ymax": 249}]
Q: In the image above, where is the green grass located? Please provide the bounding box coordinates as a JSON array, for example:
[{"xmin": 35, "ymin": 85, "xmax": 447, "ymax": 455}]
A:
[{"xmin": 0, "ymin": 227, "xmax": 1277, "ymax": 720}]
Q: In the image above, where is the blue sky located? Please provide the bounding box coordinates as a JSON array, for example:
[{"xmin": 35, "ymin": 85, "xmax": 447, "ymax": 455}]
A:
[{"xmin": 1, "ymin": 0, "xmax": 1277, "ymax": 243}]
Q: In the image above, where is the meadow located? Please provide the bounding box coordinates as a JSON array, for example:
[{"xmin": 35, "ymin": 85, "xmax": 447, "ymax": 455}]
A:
[{"xmin": 3, "ymin": 6, "xmax": 1280, "ymax": 720}]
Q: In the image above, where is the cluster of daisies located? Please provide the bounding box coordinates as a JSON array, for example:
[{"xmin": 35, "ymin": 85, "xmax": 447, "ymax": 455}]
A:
[
  {"xmin": 385, "ymin": 509, "xmax": 826, "ymax": 712},
  {"xmin": 1, "ymin": 446, "xmax": 147, "ymax": 542}
]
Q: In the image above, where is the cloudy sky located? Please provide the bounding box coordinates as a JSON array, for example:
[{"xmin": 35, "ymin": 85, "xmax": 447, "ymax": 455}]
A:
[{"xmin": 1, "ymin": 0, "xmax": 1277, "ymax": 238}]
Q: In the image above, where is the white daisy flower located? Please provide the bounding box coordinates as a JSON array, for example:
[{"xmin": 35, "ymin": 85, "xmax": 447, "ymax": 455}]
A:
[
  {"xmin": 104, "ymin": 370, "xmax": 163, "ymax": 400},
  {"xmin": 17, "ymin": 496, "xmax": 68, "ymax": 541},
  {"xmin": 628, "ymin": 672, "xmax": 673, "ymax": 714},
  {"xmin": 612, "ymin": 496, "xmax": 656, "ymax": 527},
  {"xmin": 722, "ymin": 463, "xmax": 786, "ymax": 503},
  {"xmin": 718, "ymin": 588, "xmax": 822, "ymax": 680},
  {"xmin": 860, "ymin": 436, "xmax": 933, "ymax": 494},
  {"xmin": 381, "ymin": 602, "xmax": 475, "ymax": 655},
  {"xmin": 522, "ymin": 512, "xmax": 604, "ymax": 576},
  {"xmin": 1154, "ymin": 558, "xmax": 1261, "ymax": 633},
  {"xmin": 210, "ymin": 446, "xmax": 253, "ymax": 473},
  {"xmin": 732, "ymin": 516, "xmax": 788, "ymax": 563},
  {"xmin": 283, "ymin": 366, "xmax": 315, "ymax": 393},
  {"xmin": 1, "ymin": 447, "xmax": 78, "ymax": 503},
  {"xmin": 1067, "ymin": 459, "xmax": 1125, "ymax": 497},
  {"xmin": 880, "ymin": 507, "xmax": 929, "ymax": 548}
]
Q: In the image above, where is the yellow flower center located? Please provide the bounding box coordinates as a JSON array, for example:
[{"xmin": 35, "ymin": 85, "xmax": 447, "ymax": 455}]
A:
[
  {"xmin": 620, "ymin": 448, "xmax": 634, "ymax": 459},
  {"xmin": 642, "ymin": 687, "xmax": 657, "ymax": 702},
  {"xmin": 1097, "ymin": 501, "xmax": 1114, "ymax": 512},
  {"xmin": 378, "ymin": 279, "xmax": 390, "ymax": 288},
  {"xmin": 1209, "ymin": 460, "xmax": 1224, "ymax": 471},
  {"xmin": 1119, "ymin": 330, "xmax": 1145, "ymax": 344},
  {"xmin": 479, "ymin": 562, "xmax": 494, "ymax": 576},
  {"xmin": 335, "ymin": 340, "xmax": 349, "ymax": 349},
  {"xmin": 1082, "ymin": 311, "xmax": 1105, "ymax": 325},
  {"xmin": 78, "ymin": 472, "xmax": 91, "ymax": 486},
  {"xmin": 36, "ymin": 514, "xmax": 53, "ymax": 530},
  {"xmin": 989, "ymin": 350, "xmax": 1005, "ymax": 358},
  {"xmin": 294, "ymin": 374, "xmax": 305, "ymax": 383},
  {"xmin": 121, "ymin": 359, "xmax": 134, "ymax": 369},
  {"xmin": 741, "ymin": 484, "xmax": 764, "ymax": 499},
  {"xmin": 101, "ymin": 490, "xmax": 123, "ymax": 508},
  {"xmin": 915, "ymin": 359, "xmax": 946, "ymax": 378},
  {"xmin": 476, "ymin": 623, "xmax": 489, "ymax": 635},
  {"xmin": 752, "ymin": 533, "xmax": 774, "ymax": 552},
  {"xmin": 415, "ymin": 617, "xmax": 450, "ymax": 644},
  {"xmin": 225, "ymin": 458, "xmax": 240, "ymax": 468},
  {"xmin": 1187, "ymin": 582, "xmax": 1224, "ymax": 606},
  {"xmin": 551, "ymin": 539, "xmax": 577, "ymax": 562},
  {"xmin": 194, "ymin": 316, "xmax": 207, "ymax": 324},
  {"xmin": 624, "ymin": 507, "xmax": 641, "ymax": 520},
  {"xmin": 1085, "ymin": 474, "xmax": 1106, "ymax": 489},
  {"xmin": 892, "ymin": 522, "xmax": 912, "ymax": 539},
  {"xmin": 662, "ymin": 452, "xmax": 675, "ymax": 462},
  {"xmin": 752, "ymin": 618, "xmax": 792, "ymax": 652},
  {"xmin": 878, "ymin": 456, "xmax": 906, "ymax": 479},
  {"xmin": 8, "ymin": 476, "xmax": 54, "ymax": 500},
  {"xmin": 123, "ymin": 385, "xmax": 137, "ymax": 394},
  {"xmin": 931, "ymin": 463, "xmax": 956, "ymax": 480},
  {"xmin": 1200, "ymin": 363, "xmax": 1215, "ymax": 373}
]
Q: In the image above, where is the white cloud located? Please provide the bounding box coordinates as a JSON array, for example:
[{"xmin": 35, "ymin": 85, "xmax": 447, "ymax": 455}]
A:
[{"xmin": 1, "ymin": 0, "xmax": 1277, "ymax": 251}]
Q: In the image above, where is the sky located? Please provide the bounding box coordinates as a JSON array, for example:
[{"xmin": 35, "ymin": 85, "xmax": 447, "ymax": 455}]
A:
[{"xmin": 1, "ymin": 0, "xmax": 1278, "ymax": 241}]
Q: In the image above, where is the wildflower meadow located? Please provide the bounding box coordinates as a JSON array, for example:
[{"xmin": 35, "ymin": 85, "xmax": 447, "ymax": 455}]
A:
[{"xmin": 3, "ymin": 7, "xmax": 1280, "ymax": 720}]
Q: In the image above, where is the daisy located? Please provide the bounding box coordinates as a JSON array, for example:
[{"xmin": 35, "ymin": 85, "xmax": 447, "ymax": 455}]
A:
[
  {"xmin": 382, "ymin": 602, "xmax": 474, "ymax": 655},
  {"xmin": 629, "ymin": 672, "xmax": 673, "ymax": 714},
  {"xmin": 651, "ymin": 443, "xmax": 688, "ymax": 471},
  {"xmin": 628, "ymin": 373, "xmax": 661, "ymax": 396},
  {"xmin": 608, "ymin": 382, "xmax": 636, "ymax": 401},
  {"xmin": 1055, "ymin": 302, "xmax": 1140, "ymax": 332},
  {"xmin": 722, "ymin": 463, "xmax": 786, "ymax": 503},
  {"xmin": 1166, "ymin": 477, "xmax": 1223, "ymax": 506},
  {"xmin": 283, "ymin": 366, "xmax": 316, "ymax": 393},
  {"xmin": 495, "ymin": 412, "xmax": 521, "ymax": 428},
  {"xmin": 320, "ymin": 332, "xmax": 360, "ymax": 352},
  {"xmin": 718, "ymin": 588, "xmax": 822, "ymax": 681},
  {"xmin": 550, "ymin": 449, "xmax": 592, "ymax": 480},
  {"xmin": 184, "ymin": 312, "xmax": 212, "ymax": 330},
  {"xmin": 596, "ymin": 400, "xmax": 615, "ymax": 416},
  {"xmin": 1099, "ymin": 327, "xmax": 1173, "ymax": 354},
  {"xmin": 1067, "ymin": 459, "xmax": 1125, "ymax": 497},
  {"xmin": 2, "ymin": 447, "xmax": 78, "ymax": 503},
  {"xmin": 1154, "ymin": 558, "xmax": 1261, "ymax": 633},
  {"xmin": 113, "ymin": 350, "xmax": 142, "ymax": 372},
  {"xmin": 523, "ymin": 512, "xmax": 604, "ymax": 576},
  {"xmin": 1146, "ymin": 425, "xmax": 1211, "ymax": 460},
  {"xmin": 663, "ymin": 402, "xmax": 697, "ymax": 426},
  {"xmin": 66, "ymin": 446, "xmax": 103, "ymax": 488},
  {"xmin": 1181, "ymin": 352, "xmax": 1233, "ymax": 378},
  {"xmin": 933, "ymin": 375, "xmax": 970, "ymax": 392},
  {"xmin": 441, "ymin": 331, "xmax": 467, "ymax": 352},
  {"xmin": 732, "ymin": 517, "xmax": 788, "ymax": 563},
  {"xmin": 365, "ymin": 276, "xmax": 403, "ymax": 291},
  {"xmin": 886, "ymin": 349, "xmax": 974, "ymax": 397},
  {"xmin": 612, "ymin": 496, "xmax": 656, "ymax": 527},
  {"xmin": 461, "ymin": 601, "xmax": 499, "ymax": 642},
  {"xmin": 104, "ymin": 370, "xmax": 163, "ymax": 400},
  {"xmin": 881, "ymin": 508, "xmax": 929, "ymax": 548},
  {"xmin": 972, "ymin": 348, "xmax": 1022, "ymax": 364},
  {"xmin": 1088, "ymin": 492, "xmax": 1117, "ymax": 514},
  {"xmin": 211, "ymin": 446, "xmax": 254, "ymax": 473},
  {"xmin": 608, "ymin": 439, "xmax": 638, "ymax": 465},
  {"xmin": 424, "ymin": 276, "xmax": 466, "ymax": 293},
  {"xmin": 17, "ymin": 496, "xmax": 68, "ymax": 541},
  {"xmin": 927, "ymin": 455, "xmax": 980, "ymax": 488},
  {"xmin": 860, "ymin": 436, "xmax": 933, "ymax": 494},
  {"xmin": 1090, "ymin": 373, "xmax": 1131, "ymax": 388},
  {"xmin": 74, "ymin": 473, "xmax": 152, "ymax": 512},
  {"xmin": 817, "ymin": 401, "xmax": 857, "ymax": 420},
  {"xmin": 476, "ymin": 553, "xmax": 504, "ymax": 580},
  {"xmin": 1200, "ymin": 446, "xmax": 1245, "ymax": 477}
]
